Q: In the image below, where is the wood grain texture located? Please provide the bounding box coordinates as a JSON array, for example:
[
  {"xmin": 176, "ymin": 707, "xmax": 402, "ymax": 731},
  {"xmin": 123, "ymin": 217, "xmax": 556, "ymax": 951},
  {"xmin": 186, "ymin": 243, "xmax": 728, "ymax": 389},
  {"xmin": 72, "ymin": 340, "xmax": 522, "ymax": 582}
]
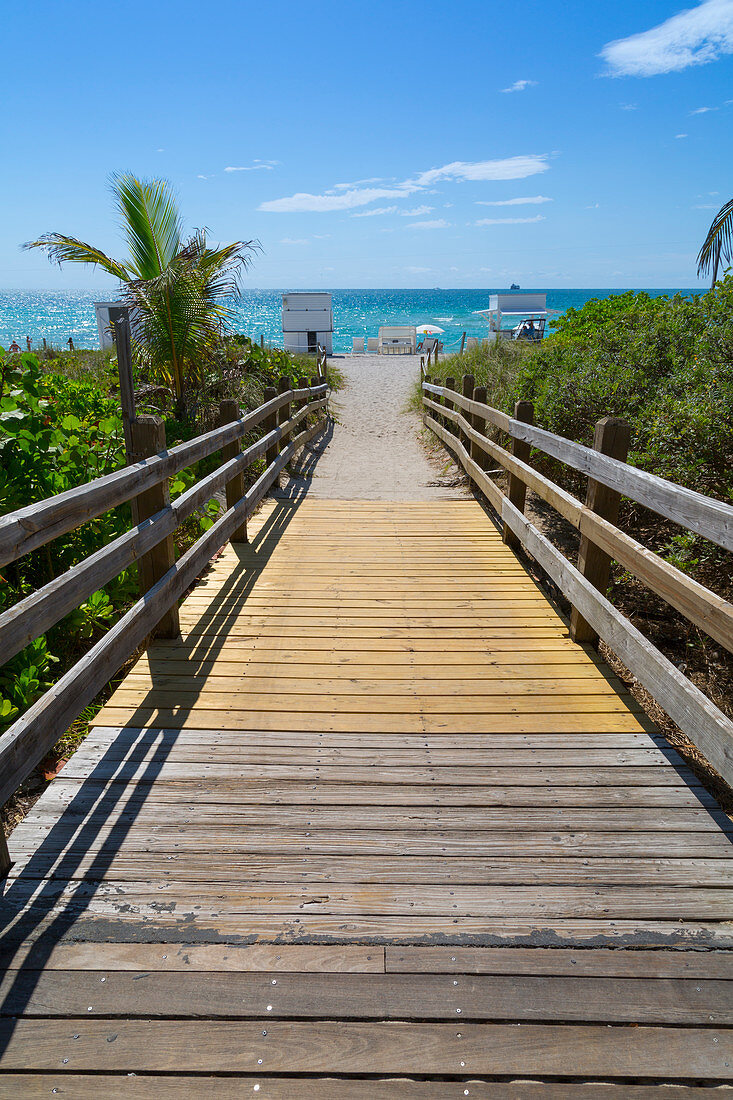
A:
[
  {"xmin": 0, "ymin": 1079, "xmax": 720, "ymax": 1099},
  {"xmin": 1, "ymin": 1019, "xmax": 730, "ymax": 1076},
  {"xmin": 3, "ymin": 498, "xmax": 732, "ymax": 1088},
  {"xmin": 424, "ymin": 382, "xmax": 733, "ymax": 551}
]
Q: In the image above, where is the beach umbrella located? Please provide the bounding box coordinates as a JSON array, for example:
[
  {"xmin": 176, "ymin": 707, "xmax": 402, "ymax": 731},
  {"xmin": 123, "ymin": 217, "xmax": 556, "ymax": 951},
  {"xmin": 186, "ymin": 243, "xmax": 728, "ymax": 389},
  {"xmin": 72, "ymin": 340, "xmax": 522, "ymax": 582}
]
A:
[{"xmin": 415, "ymin": 324, "xmax": 445, "ymax": 335}]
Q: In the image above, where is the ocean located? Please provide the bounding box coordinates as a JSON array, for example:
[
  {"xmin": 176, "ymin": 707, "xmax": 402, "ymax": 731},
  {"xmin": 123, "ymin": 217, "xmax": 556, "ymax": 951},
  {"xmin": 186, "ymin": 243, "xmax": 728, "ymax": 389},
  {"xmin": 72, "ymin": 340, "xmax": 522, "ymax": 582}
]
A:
[{"xmin": 0, "ymin": 287, "xmax": 701, "ymax": 356}]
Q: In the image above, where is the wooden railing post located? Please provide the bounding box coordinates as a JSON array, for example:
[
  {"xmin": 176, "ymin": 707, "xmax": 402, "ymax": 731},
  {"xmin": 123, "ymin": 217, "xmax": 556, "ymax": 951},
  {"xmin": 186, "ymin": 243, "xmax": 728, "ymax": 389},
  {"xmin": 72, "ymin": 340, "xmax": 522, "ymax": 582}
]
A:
[
  {"xmin": 570, "ymin": 416, "xmax": 631, "ymax": 645},
  {"xmin": 277, "ymin": 376, "xmax": 292, "ymax": 447},
  {"xmin": 277, "ymin": 375, "xmax": 292, "ymax": 480},
  {"xmin": 460, "ymin": 332, "xmax": 466, "ymax": 355},
  {"xmin": 461, "ymin": 374, "xmax": 474, "ymax": 453},
  {"xmin": 0, "ymin": 831, "xmax": 10, "ymax": 878},
  {"xmin": 219, "ymin": 399, "xmax": 247, "ymax": 543},
  {"xmin": 503, "ymin": 400, "xmax": 534, "ymax": 550},
  {"xmin": 422, "ymin": 376, "xmax": 431, "ymax": 425},
  {"xmin": 471, "ymin": 385, "xmax": 488, "ymax": 471},
  {"xmin": 129, "ymin": 415, "xmax": 180, "ymax": 638},
  {"xmin": 444, "ymin": 377, "xmax": 456, "ymax": 435},
  {"xmin": 263, "ymin": 386, "xmax": 278, "ymax": 471}
]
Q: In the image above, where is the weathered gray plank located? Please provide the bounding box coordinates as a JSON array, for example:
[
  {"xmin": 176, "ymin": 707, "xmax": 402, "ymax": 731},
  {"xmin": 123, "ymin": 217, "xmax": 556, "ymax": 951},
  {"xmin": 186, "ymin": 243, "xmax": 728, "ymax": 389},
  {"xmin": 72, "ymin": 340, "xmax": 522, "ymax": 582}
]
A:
[
  {"xmin": 0, "ymin": 1077, "xmax": 719, "ymax": 1098},
  {"xmin": 2, "ymin": 970, "xmax": 731, "ymax": 1025},
  {"xmin": 0, "ymin": 1019, "xmax": 730, "ymax": 1076},
  {"xmin": 387, "ymin": 946, "xmax": 733, "ymax": 978}
]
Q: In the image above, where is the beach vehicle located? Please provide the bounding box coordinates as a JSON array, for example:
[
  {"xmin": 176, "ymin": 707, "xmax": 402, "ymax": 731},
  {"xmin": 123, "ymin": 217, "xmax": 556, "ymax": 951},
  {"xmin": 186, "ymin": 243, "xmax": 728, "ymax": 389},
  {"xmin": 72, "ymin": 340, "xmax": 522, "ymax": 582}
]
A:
[{"xmin": 474, "ymin": 292, "xmax": 551, "ymax": 342}]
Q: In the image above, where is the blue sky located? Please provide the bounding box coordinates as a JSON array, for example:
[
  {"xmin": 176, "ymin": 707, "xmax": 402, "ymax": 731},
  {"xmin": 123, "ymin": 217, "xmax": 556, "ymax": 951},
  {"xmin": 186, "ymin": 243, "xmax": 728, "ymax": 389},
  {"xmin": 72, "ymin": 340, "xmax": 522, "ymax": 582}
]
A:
[{"xmin": 2, "ymin": 0, "xmax": 732, "ymax": 289}]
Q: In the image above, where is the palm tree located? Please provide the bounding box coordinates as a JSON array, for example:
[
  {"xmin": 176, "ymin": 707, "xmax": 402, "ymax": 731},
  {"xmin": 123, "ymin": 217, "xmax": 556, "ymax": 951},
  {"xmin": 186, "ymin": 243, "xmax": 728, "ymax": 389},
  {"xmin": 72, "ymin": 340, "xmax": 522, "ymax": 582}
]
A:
[
  {"xmin": 24, "ymin": 173, "xmax": 259, "ymax": 411},
  {"xmin": 697, "ymin": 198, "xmax": 733, "ymax": 289}
]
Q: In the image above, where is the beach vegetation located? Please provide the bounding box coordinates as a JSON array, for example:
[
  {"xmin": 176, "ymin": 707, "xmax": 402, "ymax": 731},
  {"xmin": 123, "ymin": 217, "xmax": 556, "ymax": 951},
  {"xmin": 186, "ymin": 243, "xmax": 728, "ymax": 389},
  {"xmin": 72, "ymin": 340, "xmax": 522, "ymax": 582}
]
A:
[
  {"xmin": 23, "ymin": 173, "xmax": 260, "ymax": 416},
  {"xmin": 0, "ymin": 337, "xmax": 336, "ymax": 765},
  {"xmin": 422, "ymin": 277, "xmax": 733, "ymax": 747}
]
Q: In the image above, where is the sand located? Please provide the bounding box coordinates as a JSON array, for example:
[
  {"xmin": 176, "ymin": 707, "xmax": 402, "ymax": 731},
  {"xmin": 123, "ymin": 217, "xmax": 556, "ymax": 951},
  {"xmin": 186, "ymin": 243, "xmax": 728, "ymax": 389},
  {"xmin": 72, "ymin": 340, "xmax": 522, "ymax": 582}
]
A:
[{"xmin": 281, "ymin": 353, "xmax": 467, "ymax": 501}]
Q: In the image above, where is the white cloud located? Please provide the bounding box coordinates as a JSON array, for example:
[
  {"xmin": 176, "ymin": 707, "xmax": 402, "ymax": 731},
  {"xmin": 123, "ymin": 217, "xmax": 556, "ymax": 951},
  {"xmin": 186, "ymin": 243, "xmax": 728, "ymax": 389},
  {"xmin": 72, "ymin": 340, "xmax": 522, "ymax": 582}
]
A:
[
  {"xmin": 333, "ymin": 177, "xmax": 387, "ymax": 189},
  {"xmin": 600, "ymin": 0, "xmax": 733, "ymax": 77},
  {"xmin": 351, "ymin": 204, "xmax": 434, "ymax": 219},
  {"xmin": 410, "ymin": 156, "xmax": 549, "ymax": 187},
  {"xmin": 620, "ymin": 103, "xmax": 638, "ymax": 110},
  {"xmin": 690, "ymin": 105, "xmax": 718, "ymax": 113},
  {"xmin": 351, "ymin": 206, "xmax": 400, "ymax": 218},
  {"xmin": 501, "ymin": 79, "xmax": 537, "ymax": 93},
  {"xmin": 476, "ymin": 195, "xmax": 552, "ymax": 207},
  {"xmin": 261, "ymin": 186, "xmax": 417, "ymax": 212},
  {"xmin": 676, "ymin": 133, "xmax": 689, "ymax": 138},
  {"xmin": 475, "ymin": 215, "xmax": 545, "ymax": 226},
  {"xmin": 259, "ymin": 155, "xmax": 550, "ymax": 212},
  {"xmin": 225, "ymin": 163, "xmax": 276, "ymax": 172},
  {"xmin": 693, "ymin": 203, "xmax": 719, "ymax": 209},
  {"xmin": 197, "ymin": 175, "xmax": 209, "ymax": 180},
  {"xmin": 409, "ymin": 219, "xmax": 450, "ymax": 229},
  {"xmin": 405, "ymin": 266, "xmax": 431, "ymax": 273}
]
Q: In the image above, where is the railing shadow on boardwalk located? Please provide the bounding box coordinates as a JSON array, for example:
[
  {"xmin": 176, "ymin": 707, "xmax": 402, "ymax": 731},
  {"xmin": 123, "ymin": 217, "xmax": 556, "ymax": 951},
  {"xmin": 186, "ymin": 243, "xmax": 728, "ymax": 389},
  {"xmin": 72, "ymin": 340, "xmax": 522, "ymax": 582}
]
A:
[{"xmin": 0, "ymin": 428, "xmax": 331, "ymax": 1050}]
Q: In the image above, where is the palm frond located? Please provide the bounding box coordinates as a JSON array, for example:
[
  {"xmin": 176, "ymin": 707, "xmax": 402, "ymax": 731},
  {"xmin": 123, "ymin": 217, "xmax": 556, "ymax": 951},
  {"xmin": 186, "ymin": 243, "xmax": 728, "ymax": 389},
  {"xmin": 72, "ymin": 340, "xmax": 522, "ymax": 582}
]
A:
[
  {"xmin": 697, "ymin": 198, "xmax": 733, "ymax": 285},
  {"xmin": 21, "ymin": 234, "xmax": 129, "ymax": 280},
  {"xmin": 110, "ymin": 173, "xmax": 183, "ymax": 279}
]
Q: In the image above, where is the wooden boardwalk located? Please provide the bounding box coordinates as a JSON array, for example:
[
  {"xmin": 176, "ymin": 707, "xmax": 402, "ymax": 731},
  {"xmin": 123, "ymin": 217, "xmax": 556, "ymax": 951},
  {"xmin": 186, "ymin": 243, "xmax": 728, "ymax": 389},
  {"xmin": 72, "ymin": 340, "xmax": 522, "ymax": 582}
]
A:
[{"xmin": 1, "ymin": 498, "xmax": 732, "ymax": 1093}]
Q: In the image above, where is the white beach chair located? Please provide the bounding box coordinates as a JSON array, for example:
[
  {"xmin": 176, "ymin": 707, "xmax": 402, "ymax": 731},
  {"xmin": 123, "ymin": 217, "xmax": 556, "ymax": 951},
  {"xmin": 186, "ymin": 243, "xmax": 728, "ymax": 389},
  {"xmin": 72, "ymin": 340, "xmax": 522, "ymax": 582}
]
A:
[
  {"xmin": 352, "ymin": 337, "xmax": 364, "ymax": 353},
  {"xmin": 367, "ymin": 337, "xmax": 378, "ymax": 353}
]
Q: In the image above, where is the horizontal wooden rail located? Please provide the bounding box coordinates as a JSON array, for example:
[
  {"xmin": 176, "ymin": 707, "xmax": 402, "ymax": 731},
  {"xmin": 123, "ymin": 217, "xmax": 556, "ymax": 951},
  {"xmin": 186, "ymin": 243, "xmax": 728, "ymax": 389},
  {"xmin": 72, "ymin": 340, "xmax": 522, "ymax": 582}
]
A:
[
  {"xmin": 423, "ymin": 398, "xmax": 733, "ymax": 653},
  {"xmin": 422, "ymin": 381, "xmax": 733, "ymax": 786},
  {"xmin": 502, "ymin": 498, "xmax": 733, "ymax": 786},
  {"xmin": 0, "ymin": 381, "xmax": 329, "ymax": 820},
  {"xmin": 0, "ymin": 398, "xmax": 327, "ymax": 664},
  {"xmin": 0, "ymin": 384, "xmax": 327, "ymax": 569},
  {"xmin": 424, "ymin": 383, "xmax": 733, "ymax": 553}
]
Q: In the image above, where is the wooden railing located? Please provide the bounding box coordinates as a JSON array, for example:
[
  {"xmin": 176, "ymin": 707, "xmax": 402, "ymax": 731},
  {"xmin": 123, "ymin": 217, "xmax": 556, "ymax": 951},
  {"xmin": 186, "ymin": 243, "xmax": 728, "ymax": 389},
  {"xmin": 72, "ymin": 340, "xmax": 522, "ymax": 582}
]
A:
[
  {"xmin": 422, "ymin": 376, "xmax": 733, "ymax": 786},
  {"xmin": 0, "ymin": 377, "xmax": 329, "ymax": 872}
]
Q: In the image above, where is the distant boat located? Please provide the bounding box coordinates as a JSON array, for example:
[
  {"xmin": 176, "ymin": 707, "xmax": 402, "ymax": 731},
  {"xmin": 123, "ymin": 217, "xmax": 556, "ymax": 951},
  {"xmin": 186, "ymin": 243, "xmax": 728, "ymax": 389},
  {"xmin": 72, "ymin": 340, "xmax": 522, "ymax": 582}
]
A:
[{"xmin": 510, "ymin": 283, "xmax": 520, "ymax": 290}]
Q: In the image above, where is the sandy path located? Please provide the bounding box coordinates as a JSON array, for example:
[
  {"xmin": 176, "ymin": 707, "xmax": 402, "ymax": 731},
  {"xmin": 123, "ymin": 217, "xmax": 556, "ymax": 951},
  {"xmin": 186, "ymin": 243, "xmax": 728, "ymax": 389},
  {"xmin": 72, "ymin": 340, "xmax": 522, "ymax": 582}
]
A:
[{"xmin": 284, "ymin": 354, "xmax": 466, "ymax": 501}]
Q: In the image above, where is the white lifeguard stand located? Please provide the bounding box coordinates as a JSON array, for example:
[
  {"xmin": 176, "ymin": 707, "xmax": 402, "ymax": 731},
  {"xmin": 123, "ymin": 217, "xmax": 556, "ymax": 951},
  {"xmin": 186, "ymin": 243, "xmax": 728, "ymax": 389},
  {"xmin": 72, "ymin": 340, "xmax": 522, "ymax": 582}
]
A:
[
  {"xmin": 282, "ymin": 292, "xmax": 333, "ymax": 355},
  {"xmin": 476, "ymin": 293, "xmax": 549, "ymax": 340}
]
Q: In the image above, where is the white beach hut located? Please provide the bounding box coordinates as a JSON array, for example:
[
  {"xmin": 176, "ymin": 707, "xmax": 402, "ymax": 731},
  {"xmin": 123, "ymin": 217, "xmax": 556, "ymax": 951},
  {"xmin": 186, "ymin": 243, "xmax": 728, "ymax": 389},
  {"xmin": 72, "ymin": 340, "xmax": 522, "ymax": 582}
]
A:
[{"xmin": 282, "ymin": 292, "xmax": 333, "ymax": 355}]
